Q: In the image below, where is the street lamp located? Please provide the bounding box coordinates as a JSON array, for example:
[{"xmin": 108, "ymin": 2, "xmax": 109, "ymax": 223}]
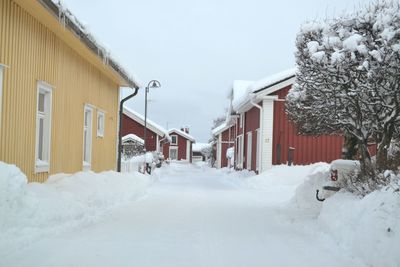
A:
[{"xmin": 144, "ymin": 80, "xmax": 161, "ymax": 152}]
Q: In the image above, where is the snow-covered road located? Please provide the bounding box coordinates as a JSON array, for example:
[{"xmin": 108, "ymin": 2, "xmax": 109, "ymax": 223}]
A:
[{"xmin": 3, "ymin": 163, "xmax": 365, "ymax": 267}]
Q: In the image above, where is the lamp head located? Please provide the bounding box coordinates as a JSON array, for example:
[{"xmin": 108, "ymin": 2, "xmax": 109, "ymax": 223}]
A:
[{"xmin": 148, "ymin": 80, "xmax": 161, "ymax": 89}]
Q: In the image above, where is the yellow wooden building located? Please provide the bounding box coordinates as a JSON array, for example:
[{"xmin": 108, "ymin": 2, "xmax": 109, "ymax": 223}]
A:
[{"xmin": 0, "ymin": 0, "xmax": 140, "ymax": 182}]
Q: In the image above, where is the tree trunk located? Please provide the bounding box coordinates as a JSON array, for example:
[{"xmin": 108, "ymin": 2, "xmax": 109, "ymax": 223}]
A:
[
  {"xmin": 376, "ymin": 124, "xmax": 394, "ymax": 171},
  {"xmin": 357, "ymin": 138, "xmax": 375, "ymax": 181},
  {"xmin": 343, "ymin": 134, "xmax": 358, "ymax": 160}
]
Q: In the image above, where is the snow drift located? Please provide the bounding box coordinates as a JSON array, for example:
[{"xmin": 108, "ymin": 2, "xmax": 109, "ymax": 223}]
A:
[
  {"xmin": 0, "ymin": 161, "xmax": 154, "ymax": 257},
  {"xmin": 290, "ymin": 164, "xmax": 400, "ymax": 267}
]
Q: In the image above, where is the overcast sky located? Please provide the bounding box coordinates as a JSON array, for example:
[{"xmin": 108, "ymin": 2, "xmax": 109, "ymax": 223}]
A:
[{"xmin": 63, "ymin": 0, "xmax": 366, "ymax": 142}]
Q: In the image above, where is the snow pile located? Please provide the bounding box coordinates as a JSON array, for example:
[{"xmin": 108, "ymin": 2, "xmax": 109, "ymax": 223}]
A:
[
  {"xmin": 121, "ymin": 154, "xmax": 146, "ymax": 172},
  {"xmin": 290, "ymin": 163, "xmax": 400, "ymax": 266},
  {"xmin": 0, "ymin": 161, "xmax": 153, "ymax": 257},
  {"xmin": 317, "ymin": 185, "xmax": 400, "ymax": 267}
]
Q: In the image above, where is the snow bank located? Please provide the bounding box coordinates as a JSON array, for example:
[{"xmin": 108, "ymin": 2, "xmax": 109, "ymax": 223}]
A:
[
  {"xmin": 220, "ymin": 163, "xmax": 328, "ymax": 204},
  {"xmin": 121, "ymin": 154, "xmax": 146, "ymax": 172},
  {"xmin": 0, "ymin": 162, "xmax": 153, "ymax": 257},
  {"xmin": 319, "ymin": 187, "xmax": 400, "ymax": 267},
  {"xmin": 290, "ymin": 163, "xmax": 400, "ymax": 267}
]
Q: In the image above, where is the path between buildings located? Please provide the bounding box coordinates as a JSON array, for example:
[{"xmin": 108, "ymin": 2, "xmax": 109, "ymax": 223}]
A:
[{"xmin": 3, "ymin": 163, "xmax": 364, "ymax": 267}]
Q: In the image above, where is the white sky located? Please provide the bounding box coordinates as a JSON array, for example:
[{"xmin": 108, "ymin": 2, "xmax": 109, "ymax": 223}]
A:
[{"xmin": 63, "ymin": 0, "xmax": 367, "ymax": 142}]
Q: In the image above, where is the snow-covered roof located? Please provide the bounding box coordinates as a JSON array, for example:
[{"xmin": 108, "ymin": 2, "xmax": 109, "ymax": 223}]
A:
[
  {"xmin": 211, "ymin": 122, "xmax": 231, "ymax": 136},
  {"xmin": 40, "ymin": 0, "xmax": 140, "ymax": 88},
  {"xmin": 168, "ymin": 129, "xmax": 196, "ymax": 143},
  {"xmin": 122, "ymin": 134, "xmax": 144, "ymax": 144},
  {"xmin": 231, "ymin": 80, "xmax": 254, "ymax": 112},
  {"xmin": 232, "ymin": 68, "xmax": 296, "ymax": 112},
  {"xmin": 192, "ymin": 143, "xmax": 211, "ymax": 152},
  {"xmin": 123, "ymin": 107, "xmax": 169, "ymax": 138},
  {"xmin": 249, "ymin": 68, "xmax": 296, "ymax": 93}
]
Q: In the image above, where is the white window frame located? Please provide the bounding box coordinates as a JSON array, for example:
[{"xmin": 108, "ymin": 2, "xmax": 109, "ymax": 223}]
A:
[
  {"xmin": 246, "ymin": 131, "xmax": 252, "ymax": 170},
  {"xmin": 83, "ymin": 105, "xmax": 93, "ymax": 171},
  {"xmin": 169, "ymin": 146, "xmax": 178, "ymax": 160},
  {"xmin": 239, "ymin": 113, "xmax": 244, "ymax": 129},
  {"xmin": 171, "ymin": 134, "xmax": 178, "ymax": 145},
  {"xmin": 97, "ymin": 110, "xmax": 105, "ymax": 137},
  {"xmin": 35, "ymin": 82, "xmax": 53, "ymax": 173},
  {"xmin": 237, "ymin": 134, "xmax": 244, "ymax": 169}
]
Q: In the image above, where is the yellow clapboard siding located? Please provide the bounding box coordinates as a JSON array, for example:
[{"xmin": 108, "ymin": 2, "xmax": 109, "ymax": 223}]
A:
[{"xmin": 0, "ymin": 0, "xmax": 120, "ymax": 182}]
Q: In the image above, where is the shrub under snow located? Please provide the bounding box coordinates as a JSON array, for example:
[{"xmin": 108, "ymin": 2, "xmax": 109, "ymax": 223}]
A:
[
  {"xmin": 290, "ymin": 165, "xmax": 400, "ymax": 267},
  {"xmin": 0, "ymin": 161, "xmax": 154, "ymax": 257}
]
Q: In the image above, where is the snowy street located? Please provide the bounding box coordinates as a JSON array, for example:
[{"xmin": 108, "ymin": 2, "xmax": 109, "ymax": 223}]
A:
[{"xmin": 2, "ymin": 163, "xmax": 366, "ymax": 267}]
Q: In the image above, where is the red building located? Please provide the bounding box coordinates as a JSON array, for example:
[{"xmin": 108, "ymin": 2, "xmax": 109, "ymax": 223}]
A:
[
  {"xmin": 122, "ymin": 107, "xmax": 170, "ymax": 153},
  {"xmin": 163, "ymin": 128, "xmax": 196, "ymax": 162},
  {"xmin": 212, "ymin": 121, "xmax": 236, "ymax": 168},
  {"xmin": 226, "ymin": 69, "xmax": 344, "ymax": 173}
]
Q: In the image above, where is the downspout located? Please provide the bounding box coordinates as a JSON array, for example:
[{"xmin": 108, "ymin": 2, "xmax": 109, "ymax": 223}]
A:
[
  {"xmin": 117, "ymin": 86, "xmax": 139, "ymax": 172},
  {"xmin": 250, "ymin": 96, "xmax": 263, "ymax": 173}
]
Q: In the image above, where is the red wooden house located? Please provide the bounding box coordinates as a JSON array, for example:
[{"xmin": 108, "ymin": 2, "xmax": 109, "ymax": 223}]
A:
[
  {"xmin": 229, "ymin": 69, "xmax": 344, "ymax": 173},
  {"xmin": 163, "ymin": 128, "xmax": 196, "ymax": 162},
  {"xmin": 122, "ymin": 107, "xmax": 170, "ymax": 154},
  {"xmin": 212, "ymin": 121, "xmax": 236, "ymax": 168}
]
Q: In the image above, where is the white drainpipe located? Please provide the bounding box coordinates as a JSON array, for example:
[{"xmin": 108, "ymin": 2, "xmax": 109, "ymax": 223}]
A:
[{"xmin": 250, "ymin": 95, "xmax": 263, "ymax": 173}]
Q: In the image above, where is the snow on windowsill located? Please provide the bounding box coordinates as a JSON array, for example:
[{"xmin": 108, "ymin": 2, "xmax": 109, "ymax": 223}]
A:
[{"xmin": 35, "ymin": 160, "xmax": 49, "ymax": 173}]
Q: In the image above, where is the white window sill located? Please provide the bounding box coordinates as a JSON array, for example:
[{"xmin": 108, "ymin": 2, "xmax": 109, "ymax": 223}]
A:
[
  {"xmin": 35, "ymin": 160, "xmax": 49, "ymax": 173},
  {"xmin": 97, "ymin": 132, "xmax": 104, "ymax": 138},
  {"xmin": 82, "ymin": 161, "xmax": 91, "ymax": 171}
]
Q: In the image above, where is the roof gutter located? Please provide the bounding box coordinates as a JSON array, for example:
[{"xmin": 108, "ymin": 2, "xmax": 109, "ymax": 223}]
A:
[{"xmin": 117, "ymin": 86, "xmax": 139, "ymax": 172}]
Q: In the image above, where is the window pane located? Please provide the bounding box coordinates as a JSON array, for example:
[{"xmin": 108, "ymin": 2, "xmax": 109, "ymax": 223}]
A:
[
  {"xmin": 38, "ymin": 93, "xmax": 45, "ymax": 112},
  {"xmin": 38, "ymin": 118, "xmax": 44, "ymax": 160},
  {"xmin": 84, "ymin": 111, "xmax": 89, "ymax": 127}
]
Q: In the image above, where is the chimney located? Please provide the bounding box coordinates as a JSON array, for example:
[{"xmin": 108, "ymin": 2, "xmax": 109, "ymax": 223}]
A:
[{"xmin": 181, "ymin": 126, "xmax": 189, "ymax": 134}]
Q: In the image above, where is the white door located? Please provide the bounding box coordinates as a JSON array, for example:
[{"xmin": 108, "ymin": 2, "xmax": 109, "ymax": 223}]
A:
[
  {"xmin": 247, "ymin": 132, "xmax": 252, "ymax": 170},
  {"xmin": 83, "ymin": 106, "xmax": 93, "ymax": 170},
  {"xmin": 169, "ymin": 147, "xmax": 178, "ymax": 160}
]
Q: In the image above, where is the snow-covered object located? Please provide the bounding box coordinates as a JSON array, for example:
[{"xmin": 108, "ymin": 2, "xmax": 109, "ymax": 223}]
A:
[
  {"xmin": 122, "ymin": 133, "xmax": 144, "ymax": 144},
  {"xmin": 145, "ymin": 152, "xmax": 154, "ymax": 163},
  {"xmin": 0, "ymin": 161, "xmax": 153, "ymax": 256},
  {"xmin": 226, "ymin": 147, "xmax": 234, "ymax": 159},
  {"xmin": 226, "ymin": 147, "xmax": 235, "ymax": 167}
]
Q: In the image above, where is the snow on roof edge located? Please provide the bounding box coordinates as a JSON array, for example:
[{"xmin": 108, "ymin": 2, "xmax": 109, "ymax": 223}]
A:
[
  {"xmin": 123, "ymin": 107, "xmax": 168, "ymax": 137},
  {"xmin": 44, "ymin": 0, "xmax": 141, "ymax": 88},
  {"xmin": 168, "ymin": 128, "xmax": 196, "ymax": 142}
]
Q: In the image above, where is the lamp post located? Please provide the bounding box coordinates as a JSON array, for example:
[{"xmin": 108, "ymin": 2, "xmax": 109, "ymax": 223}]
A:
[{"xmin": 144, "ymin": 80, "xmax": 161, "ymax": 152}]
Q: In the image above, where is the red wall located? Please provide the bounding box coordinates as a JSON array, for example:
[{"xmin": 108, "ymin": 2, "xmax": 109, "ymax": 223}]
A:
[
  {"xmin": 271, "ymin": 86, "xmax": 344, "ymax": 165},
  {"xmin": 220, "ymin": 125, "xmax": 236, "ymax": 168},
  {"xmin": 163, "ymin": 131, "xmax": 193, "ymax": 162},
  {"xmin": 243, "ymin": 105, "xmax": 261, "ymax": 172},
  {"xmin": 121, "ymin": 114, "xmax": 159, "ymax": 152}
]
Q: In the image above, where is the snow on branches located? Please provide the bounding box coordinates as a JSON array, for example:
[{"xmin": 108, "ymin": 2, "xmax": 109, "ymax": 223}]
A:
[{"xmin": 286, "ymin": 0, "xmax": 400, "ymax": 180}]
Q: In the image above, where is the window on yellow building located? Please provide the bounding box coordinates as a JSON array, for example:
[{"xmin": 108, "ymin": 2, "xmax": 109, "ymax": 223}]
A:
[
  {"xmin": 97, "ymin": 110, "xmax": 105, "ymax": 137},
  {"xmin": 35, "ymin": 82, "xmax": 53, "ymax": 173}
]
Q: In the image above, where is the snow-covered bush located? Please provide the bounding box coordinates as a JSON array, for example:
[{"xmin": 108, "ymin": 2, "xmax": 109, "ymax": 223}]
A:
[{"xmin": 286, "ymin": 0, "xmax": 400, "ymax": 183}]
